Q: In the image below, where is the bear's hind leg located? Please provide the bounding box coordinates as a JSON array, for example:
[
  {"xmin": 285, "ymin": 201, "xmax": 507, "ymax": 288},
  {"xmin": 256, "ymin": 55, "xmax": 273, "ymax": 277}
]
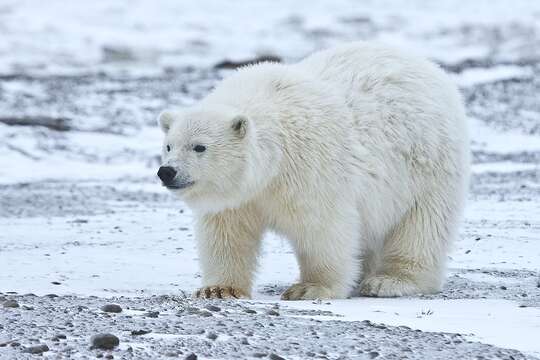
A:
[
  {"xmin": 282, "ymin": 218, "xmax": 360, "ymax": 300},
  {"xmin": 359, "ymin": 198, "xmax": 457, "ymax": 297}
]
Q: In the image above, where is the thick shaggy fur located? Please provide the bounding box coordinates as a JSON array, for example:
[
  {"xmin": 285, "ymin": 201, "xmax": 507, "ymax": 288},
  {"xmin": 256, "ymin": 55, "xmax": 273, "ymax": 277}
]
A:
[{"xmin": 158, "ymin": 42, "xmax": 469, "ymax": 299}]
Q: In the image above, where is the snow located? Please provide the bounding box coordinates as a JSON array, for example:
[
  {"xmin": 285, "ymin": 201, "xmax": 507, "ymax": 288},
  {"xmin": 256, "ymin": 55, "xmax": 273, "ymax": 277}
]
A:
[
  {"xmin": 282, "ymin": 298, "xmax": 540, "ymax": 356},
  {"xmin": 455, "ymin": 65, "xmax": 533, "ymax": 87}
]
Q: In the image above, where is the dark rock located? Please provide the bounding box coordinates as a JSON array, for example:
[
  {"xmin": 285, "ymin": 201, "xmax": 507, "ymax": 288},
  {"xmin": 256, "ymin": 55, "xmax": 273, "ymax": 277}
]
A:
[
  {"xmin": 185, "ymin": 353, "xmax": 197, "ymax": 360},
  {"xmin": 3, "ymin": 300, "xmax": 19, "ymax": 308},
  {"xmin": 23, "ymin": 344, "xmax": 49, "ymax": 354},
  {"xmin": 266, "ymin": 309, "xmax": 280, "ymax": 316},
  {"xmin": 52, "ymin": 334, "xmax": 67, "ymax": 341},
  {"xmin": 101, "ymin": 304, "xmax": 123, "ymax": 313},
  {"xmin": 0, "ymin": 116, "xmax": 72, "ymax": 131},
  {"xmin": 91, "ymin": 333, "xmax": 120, "ymax": 350},
  {"xmin": 252, "ymin": 353, "xmax": 267, "ymax": 358},
  {"xmin": 144, "ymin": 311, "xmax": 159, "ymax": 318},
  {"xmin": 206, "ymin": 332, "xmax": 218, "ymax": 340},
  {"xmin": 368, "ymin": 351, "xmax": 380, "ymax": 358},
  {"xmin": 131, "ymin": 329, "xmax": 151, "ymax": 336},
  {"xmin": 270, "ymin": 353, "xmax": 286, "ymax": 360},
  {"xmin": 205, "ymin": 304, "xmax": 221, "ymax": 312},
  {"xmin": 198, "ymin": 310, "xmax": 213, "ymax": 317},
  {"xmin": 244, "ymin": 309, "xmax": 257, "ymax": 314}
]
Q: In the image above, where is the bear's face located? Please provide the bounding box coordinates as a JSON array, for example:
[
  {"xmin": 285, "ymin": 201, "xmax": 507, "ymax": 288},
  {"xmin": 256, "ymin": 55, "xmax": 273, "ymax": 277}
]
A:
[{"xmin": 157, "ymin": 107, "xmax": 250, "ymax": 210}]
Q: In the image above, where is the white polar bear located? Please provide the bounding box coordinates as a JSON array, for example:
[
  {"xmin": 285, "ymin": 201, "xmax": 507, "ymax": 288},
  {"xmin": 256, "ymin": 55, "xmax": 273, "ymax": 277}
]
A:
[{"xmin": 157, "ymin": 42, "xmax": 469, "ymax": 300}]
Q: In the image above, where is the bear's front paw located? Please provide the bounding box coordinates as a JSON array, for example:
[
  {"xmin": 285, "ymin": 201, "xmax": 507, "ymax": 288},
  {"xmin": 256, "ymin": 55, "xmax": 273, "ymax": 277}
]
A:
[
  {"xmin": 359, "ymin": 275, "xmax": 421, "ymax": 297},
  {"xmin": 281, "ymin": 282, "xmax": 335, "ymax": 300},
  {"xmin": 193, "ymin": 286, "xmax": 250, "ymax": 299}
]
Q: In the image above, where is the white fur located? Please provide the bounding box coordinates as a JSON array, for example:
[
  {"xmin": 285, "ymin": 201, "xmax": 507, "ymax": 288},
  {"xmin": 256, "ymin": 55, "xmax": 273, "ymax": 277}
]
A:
[{"xmin": 158, "ymin": 42, "xmax": 469, "ymax": 299}]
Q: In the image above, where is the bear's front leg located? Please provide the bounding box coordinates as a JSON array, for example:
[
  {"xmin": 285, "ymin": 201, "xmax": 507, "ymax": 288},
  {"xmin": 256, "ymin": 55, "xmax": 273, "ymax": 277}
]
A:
[
  {"xmin": 282, "ymin": 221, "xmax": 360, "ymax": 300},
  {"xmin": 194, "ymin": 206, "xmax": 263, "ymax": 299}
]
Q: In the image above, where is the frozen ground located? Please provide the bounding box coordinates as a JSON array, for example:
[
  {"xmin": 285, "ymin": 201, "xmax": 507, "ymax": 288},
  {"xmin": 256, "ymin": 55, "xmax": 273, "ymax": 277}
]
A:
[{"xmin": 1, "ymin": 0, "xmax": 539, "ymax": 359}]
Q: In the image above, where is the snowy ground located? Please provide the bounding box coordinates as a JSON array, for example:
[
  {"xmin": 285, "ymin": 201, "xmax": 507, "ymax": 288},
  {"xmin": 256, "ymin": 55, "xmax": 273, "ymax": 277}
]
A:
[{"xmin": 1, "ymin": 0, "xmax": 539, "ymax": 359}]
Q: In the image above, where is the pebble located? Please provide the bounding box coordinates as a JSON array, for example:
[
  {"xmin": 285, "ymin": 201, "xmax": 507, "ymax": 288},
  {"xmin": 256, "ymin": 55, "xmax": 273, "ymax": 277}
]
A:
[
  {"xmin": 206, "ymin": 332, "xmax": 218, "ymax": 340},
  {"xmin": 52, "ymin": 334, "xmax": 67, "ymax": 341},
  {"xmin": 23, "ymin": 344, "xmax": 49, "ymax": 354},
  {"xmin": 144, "ymin": 311, "xmax": 159, "ymax": 318},
  {"xmin": 205, "ymin": 304, "xmax": 221, "ymax": 312},
  {"xmin": 91, "ymin": 333, "xmax": 120, "ymax": 350},
  {"xmin": 101, "ymin": 304, "xmax": 123, "ymax": 313},
  {"xmin": 131, "ymin": 329, "xmax": 151, "ymax": 336},
  {"xmin": 198, "ymin": 310, "xmax": 213, "ymax": 317},
  {"xmin": 3, "ymin": 300, "xmax": 19, "ymax": 308}
]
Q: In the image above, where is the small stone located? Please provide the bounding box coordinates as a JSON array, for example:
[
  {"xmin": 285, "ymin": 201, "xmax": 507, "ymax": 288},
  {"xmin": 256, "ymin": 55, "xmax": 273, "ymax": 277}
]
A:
[
  {"xmin": 368, "ymin": 351, "xmax": 380, "ymax": 358},
  {"xmin": 23, "ymin": 344, "xmax": 49, "ymax": 354},
  {"xmin": 244, "ymin": 309, "xmax": 257, "ymax": 314},
  {"xmin": 144, "ymin": 311, "xmax": 159, "ymax": 318},
  {"xmin": 45, "ymin": 294, "xmax": 59, "ymax": 298},
  {"xmin": 266, "ymin": 309, "xmax": 280, "ymax": 316},
  {"xmin": 205, "ymin": 304, "xmax": 221, "ymax": 312},
  {"xmin": 198, "ymin": 310, "xmax": 213, "ymax": 317},
  {"xmin": 91, "ymin": 333, "xmax": 120, "ymax": 350},
  {"xmin": 3, "ymin": 300, "xmax": 19, "ymax": 308},
  {"xmin": 22, "ymin": 305, "xmax": 34, "ymax": 310},
  {"xmin": 131, "ymin": 329, "xmax": 151, "ymax": 336},
  {"xmin": 185, "ymin": 306, "xmax": 200, "ymax": 314},
  {"xmin": 51, "ymin": 281, "xmax": 61, "ymax": 285},
  {"xmin": 269, "ymin": 354, "xmax": 286, "ymax": 360},
  {"xmin": 252, "ymin": 353, "xmax": 267, "ymax": 358},
  {"xmin": 52, "ymin": 334, "xmax": 67, "ymax": 341},
  {"xmin": 105, "ymin": 355, "xmax": 114, "ymax": 359},
  {"xmin": 101, "ymin": 304, "xmax": 123, "ymax": 313},
  {"xmin": 240, "ymin": 337, "xmax": 249, "ymax": 345},
  {"xmin": 184, "ymin": 353, "xmax": 197, "ymax": 360},
  {"xmin": 206, "ymin": 332, "xmax": 218, "ymax": 340},
  {"xmin": 500, "ymin": 286, "xmax": 507, "ymax": 290}
]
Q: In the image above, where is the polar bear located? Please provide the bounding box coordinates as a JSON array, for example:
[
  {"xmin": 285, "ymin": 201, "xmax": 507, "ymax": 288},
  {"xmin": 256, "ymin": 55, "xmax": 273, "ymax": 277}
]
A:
[{"xmin": 157, "ymin": 42, "xmax": 469, "ymax": 300}]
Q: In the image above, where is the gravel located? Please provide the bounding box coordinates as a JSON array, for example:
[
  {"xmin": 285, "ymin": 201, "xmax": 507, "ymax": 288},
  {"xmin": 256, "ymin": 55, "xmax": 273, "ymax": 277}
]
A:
[{"xmin": 0, "ymin": 294, "xmax": 535, "ymax": 359}]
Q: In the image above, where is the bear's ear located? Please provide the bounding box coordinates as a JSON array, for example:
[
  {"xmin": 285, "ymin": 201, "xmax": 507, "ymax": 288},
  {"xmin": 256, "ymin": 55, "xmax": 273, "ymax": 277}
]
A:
[
  {"xmin": 231, "ymin": 115, "xmax": 248, "ymax": 138},
  {"xmin": 157, "ymin": 110, "xmax": 177, "ymax": 133}
]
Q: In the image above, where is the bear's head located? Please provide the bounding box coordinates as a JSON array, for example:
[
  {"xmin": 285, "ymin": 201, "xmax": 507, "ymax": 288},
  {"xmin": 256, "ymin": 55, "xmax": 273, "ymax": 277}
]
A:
[{"xmin": 157, "ymin": 105, "xmax": 266, "ymax": 213}]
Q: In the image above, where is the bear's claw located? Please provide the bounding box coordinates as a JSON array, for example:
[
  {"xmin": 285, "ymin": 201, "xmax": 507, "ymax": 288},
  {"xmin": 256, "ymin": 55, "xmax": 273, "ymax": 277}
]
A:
[{"xmin": 193, "ymin": 286, "xmax": 250, "ymax": 299}]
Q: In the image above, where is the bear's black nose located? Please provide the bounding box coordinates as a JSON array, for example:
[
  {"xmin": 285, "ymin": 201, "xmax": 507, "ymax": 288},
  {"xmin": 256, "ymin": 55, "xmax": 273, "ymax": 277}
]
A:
[{"xmin": 157, "ymin": 166, "xmax": 177, "ymax": 185}]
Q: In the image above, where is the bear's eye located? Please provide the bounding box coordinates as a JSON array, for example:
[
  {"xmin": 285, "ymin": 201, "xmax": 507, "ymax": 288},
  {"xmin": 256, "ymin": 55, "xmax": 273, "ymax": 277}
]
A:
[
  {"xmin": 166, "ymin": 145, "xmax": 171, "ymax": 152},
  {"xmin": 193, "ymin": 144, "xmax": 206, "ymax": 153}
]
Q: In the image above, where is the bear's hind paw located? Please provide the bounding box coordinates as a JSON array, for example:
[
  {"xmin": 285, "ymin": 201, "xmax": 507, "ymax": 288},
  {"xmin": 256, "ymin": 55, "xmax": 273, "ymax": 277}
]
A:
[
  {"xmin": 281, "ymin": 282, "xmax": 336, "ymax": 300},
  {"xmin": 358, "ymin": 275, "xmax": 422, "ymax": 297}
]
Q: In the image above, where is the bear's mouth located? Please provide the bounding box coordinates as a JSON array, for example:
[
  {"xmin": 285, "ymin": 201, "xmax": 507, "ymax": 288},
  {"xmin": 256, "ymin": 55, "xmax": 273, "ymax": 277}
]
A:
[{"xmin": 165, "ymin": 181, "xmax": 195, "ymax": 190}]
